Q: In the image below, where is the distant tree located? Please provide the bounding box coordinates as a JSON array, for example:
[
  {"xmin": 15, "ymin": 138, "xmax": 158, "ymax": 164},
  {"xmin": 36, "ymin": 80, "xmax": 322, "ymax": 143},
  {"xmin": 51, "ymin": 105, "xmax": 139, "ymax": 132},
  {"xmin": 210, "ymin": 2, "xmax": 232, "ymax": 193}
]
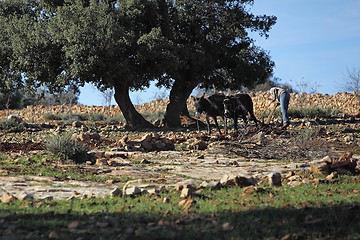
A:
[
  {"xmin": 343, "ymin": 67, "xmax": 360, "ymax": 106},
  {"xmin": 253, "ymin": 77, "xmax": 295, "ymax": 93},
  {"xmin": 102, "ymin": 88, "xmax": 114, "ymax": 118},
  {"xmin": 292, "ymin": 78, "xmax": 319, "ymax": 94},
  {"xmin": 344, "ymin": 67, "xmax": 360, "ymax": 95}
]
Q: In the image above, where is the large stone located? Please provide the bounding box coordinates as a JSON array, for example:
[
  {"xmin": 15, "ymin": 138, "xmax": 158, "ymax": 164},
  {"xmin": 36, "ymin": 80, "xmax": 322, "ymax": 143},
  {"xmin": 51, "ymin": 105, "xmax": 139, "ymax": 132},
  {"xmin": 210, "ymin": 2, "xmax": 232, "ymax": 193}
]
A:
[
  {"xmin": 268, "ymin": 173, "xmax": 282, "ymax": 186},
  {"xmin": 110, "ymin": 188, "xmax": 123, "ymax": 197},
  {"xmin": 17, "ymin": 192, "xmax": 34, "ymax": 201},
  {"xmin": 125, "ymin": 186, "xmax": 141, "ymax": 196},
  {"xmin": 200, "ymin": 181, "xmax": 221, "ymax": 190},
  {"xmin": 178, "ymin": 199, "xmax": 196, "ymax": 209},
  {"xmin": 220, "ymin": 174, "xmax": 256, "ymax": 187},
  {"xmin": 1, "ymin": 192, "xmax": 16, "ymax": 203},
  {"xmin": 180, "ymin": 187, "xmax": 194, "ymax": 199},
  {"xmin": 309, "ymin": 157, "xmax": 331, "ymax": 175}
]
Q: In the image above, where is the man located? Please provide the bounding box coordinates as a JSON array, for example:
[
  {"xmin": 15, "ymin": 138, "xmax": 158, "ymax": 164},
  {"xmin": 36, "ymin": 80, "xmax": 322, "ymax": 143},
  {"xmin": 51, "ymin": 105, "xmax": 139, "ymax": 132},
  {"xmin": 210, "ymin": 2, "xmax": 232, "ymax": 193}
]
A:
[{"xmin": 269, "ymin": 87, "xmax": 291, "ymax": 128}]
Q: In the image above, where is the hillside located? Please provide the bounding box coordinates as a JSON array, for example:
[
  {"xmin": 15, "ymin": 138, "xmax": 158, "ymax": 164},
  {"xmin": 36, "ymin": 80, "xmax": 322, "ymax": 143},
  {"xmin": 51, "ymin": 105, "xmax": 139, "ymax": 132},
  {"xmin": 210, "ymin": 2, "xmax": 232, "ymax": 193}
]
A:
[{"xmin": 1, "ymin": 92, "xmax": 359, "ymax": 122}]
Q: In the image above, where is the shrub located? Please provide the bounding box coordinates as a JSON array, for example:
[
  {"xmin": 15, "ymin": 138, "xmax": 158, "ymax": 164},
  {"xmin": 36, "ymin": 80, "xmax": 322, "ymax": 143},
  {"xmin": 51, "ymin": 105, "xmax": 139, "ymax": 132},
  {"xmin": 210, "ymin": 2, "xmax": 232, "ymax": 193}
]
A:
[
  {"xmin": 143, "ymin": 110, "xmax": 165, "ymax": 122},
  {"xmin": 288, "ymin": 106, "xmax": 336, "ymax": 119},
  {"xmin": 87, "ymin": 113, "xmax": 105, "ymax": 121},
  {"xmin": 43, "ymin": 113, "xmax": 60, "ymax": 120},
  {"xmin": 46, "ymin": 134, "xmax": 91, "ymax": 164},
  {"xmin": 107, "ymin": 115, "xmax": 125, "ymax": 124},
  {"xmin": 0, "ymin": 119, "xmax": 25, "ymax": 132},
  {"xmin": 43, "ymin": 113, "xmax": 106, "ymax": 122}
]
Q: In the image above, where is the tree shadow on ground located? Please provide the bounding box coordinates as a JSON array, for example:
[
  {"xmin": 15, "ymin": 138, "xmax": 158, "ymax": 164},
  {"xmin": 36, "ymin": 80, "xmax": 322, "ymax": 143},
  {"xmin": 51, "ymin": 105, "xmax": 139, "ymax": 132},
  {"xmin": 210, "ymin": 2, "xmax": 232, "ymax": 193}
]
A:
[{"xmin": 1, "ymin": 203, "xmax": 359, "ymax": 240}]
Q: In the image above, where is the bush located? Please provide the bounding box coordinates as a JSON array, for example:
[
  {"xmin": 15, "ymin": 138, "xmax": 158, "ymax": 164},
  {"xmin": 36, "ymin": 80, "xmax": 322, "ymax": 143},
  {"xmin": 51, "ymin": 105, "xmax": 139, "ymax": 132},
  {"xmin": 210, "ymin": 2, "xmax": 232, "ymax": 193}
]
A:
[
  {"xmin": 107, "ymin": 115, "xmax": 125, "ymax": 124},
  {"xmin": 0, "ymin": 119, "xmax": 25, "ymax": 132},
  {"xmin": 43, "ymin": 113, "xmax": 61, "ymax": 120},
  {"xmin": 288, "ymin": 106, "xmax": 335, "ymax": 119},
  {"xmin": 46, "ymin": 134, "xmax": 91, "ymax": 164},
  {"xmin": 143, "ymin": 111, "xmax": 165, "ymax": 122},
  {"xmin": 43, "ymin": 113, "xmax": 106, "ymax": 122},
  {"xmin": 261, "ymin": 107, "xmax": 339, "ymax": 120}
]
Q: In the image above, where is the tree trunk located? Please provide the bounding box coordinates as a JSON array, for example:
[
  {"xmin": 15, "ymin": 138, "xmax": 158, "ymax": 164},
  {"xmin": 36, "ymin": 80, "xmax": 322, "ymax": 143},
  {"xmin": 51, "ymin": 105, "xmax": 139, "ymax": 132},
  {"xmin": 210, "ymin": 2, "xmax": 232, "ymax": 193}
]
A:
[
  {"xmin": 114, "ymin": 84, "xmax": 155, "ymax": 129},
  {"xmin": 164, "ymin": 74, "xmax": 199, "ymax": 128}
]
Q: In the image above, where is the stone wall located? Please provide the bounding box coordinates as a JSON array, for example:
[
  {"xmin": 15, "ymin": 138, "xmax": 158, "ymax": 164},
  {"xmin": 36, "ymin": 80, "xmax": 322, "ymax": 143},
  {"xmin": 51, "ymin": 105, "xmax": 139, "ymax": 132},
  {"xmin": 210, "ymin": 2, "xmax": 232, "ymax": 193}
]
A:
[{"xmin": 1, "ymin": 92, "xmax": 359, "ymax": 122}]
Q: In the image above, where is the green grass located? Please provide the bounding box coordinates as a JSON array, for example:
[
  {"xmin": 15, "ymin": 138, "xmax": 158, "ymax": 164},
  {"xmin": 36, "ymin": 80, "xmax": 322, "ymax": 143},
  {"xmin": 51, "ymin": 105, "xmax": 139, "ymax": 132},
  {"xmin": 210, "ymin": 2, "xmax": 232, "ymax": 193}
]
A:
[
  {"xmin": 0, "ymin": 155, "xmax": 131, "ymax": 183},
  {"xmin": 1, "ymin": 175, "xmax": 359, "ymax": 239}
]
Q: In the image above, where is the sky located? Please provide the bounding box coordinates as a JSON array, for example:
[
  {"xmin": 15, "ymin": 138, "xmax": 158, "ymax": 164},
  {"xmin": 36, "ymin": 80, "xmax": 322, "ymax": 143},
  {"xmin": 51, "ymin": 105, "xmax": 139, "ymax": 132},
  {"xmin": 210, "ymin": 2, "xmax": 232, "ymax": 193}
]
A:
[{"xmin": 78, "ymin": 0, "xmax": 360, "ymax": 106}]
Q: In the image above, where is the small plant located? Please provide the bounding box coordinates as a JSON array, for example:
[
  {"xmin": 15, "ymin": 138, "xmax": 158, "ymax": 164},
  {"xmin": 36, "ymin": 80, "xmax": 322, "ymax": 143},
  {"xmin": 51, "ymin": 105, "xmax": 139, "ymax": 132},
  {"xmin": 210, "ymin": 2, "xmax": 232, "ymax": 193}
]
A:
[
  {"xmin": 87, "ymin": 113, "xmax": 105, "ymax": 121},
  {"xmin": 107, "ymin": 114, "xmax": 125, "ymax": 124},
  {"xmin": 295, "ymin": 127, "xmax": 320, "ymax": 148},
  {"xmin": 143, "ymin": 110, "xmax": 165, "ymax": 122},
  {"xmin": 46, "ymin": 134, "xmax": 91, "ymax": 163},
  {"xmin": 0, "ymin": 119, "xmax": 24, "ymax": 132},
  {"xmin": 288, "ymin": 106, "xmax": 337, "ymax": 119},
  {"xmin": 43, "ymin": 113, "xmax": 60, "ymax": 120}
]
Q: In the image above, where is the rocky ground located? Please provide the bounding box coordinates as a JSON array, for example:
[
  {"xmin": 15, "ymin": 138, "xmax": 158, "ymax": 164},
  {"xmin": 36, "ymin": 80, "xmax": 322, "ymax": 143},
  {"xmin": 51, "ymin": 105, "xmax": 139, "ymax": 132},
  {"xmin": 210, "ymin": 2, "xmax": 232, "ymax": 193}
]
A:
[{"xmin": 1, "ymin": 103, "xmax": 360, "ymax": 201}]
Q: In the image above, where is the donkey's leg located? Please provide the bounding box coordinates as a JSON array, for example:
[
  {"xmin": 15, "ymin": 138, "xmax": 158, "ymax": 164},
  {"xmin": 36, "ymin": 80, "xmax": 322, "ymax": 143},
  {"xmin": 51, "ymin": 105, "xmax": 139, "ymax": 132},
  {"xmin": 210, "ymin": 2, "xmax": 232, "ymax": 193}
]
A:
[
  {"xmin": 205, "ymin": 116, "xmax": 212, "ymax": 134},
  {"xmin": 249, "ymin": 109, "xmax": 258, "ymax": 127},
  {"xmin": 213, "ymin": 117, "xmax": 222, "ymax": 134}
]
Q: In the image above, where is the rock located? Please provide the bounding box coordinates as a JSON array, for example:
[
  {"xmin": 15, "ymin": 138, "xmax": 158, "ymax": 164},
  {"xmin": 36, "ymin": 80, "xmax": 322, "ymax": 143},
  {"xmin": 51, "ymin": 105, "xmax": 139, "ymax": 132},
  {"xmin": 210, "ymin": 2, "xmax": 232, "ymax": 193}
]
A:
[
  {"xmin": 89, "ymin": 132, "xmax": 101, "ymax": 140},
  {"xmin": 180, "ymin": 187, "xmax": 194, "ymax": 199},
  {"xmin": 95, "ymin": 158, "xmax": 108, "ymax": 166},
  {"xmin": 17, "ymin": 192, "xmax": 34, "ymax": 201},
  {"xmin": 187, "ymin": 140, "xmax": 207, "ymax": 150},
  {"xmin": 155, "ymin": 141, "xmax": 166, "ymax": 150},
  {"xmin": 125, "ymin": 186, "xmax": 141, "ymax": 196},
  {"xmin": 141, "ymin": 140, "xmax": 154, "ymax": 151},
  {"xmin": 178, "ymin": 199, "xmax": 196, "ymax": 209},
  {"xmin": 140, "ymin": 159, "xmax": 151, "ymax": 164},
  {"xmin": 220, "ymin": 174, "xmax": 256, "ymax": 187},
  {"xmin": 141, "ymin": 134, "xmax": 153, "ymax": 143},
  {"xmin": 199, "ymin": 181, "xmax": 221, "ymax": 190},
  {"xmin": 110, "ymin": 188, "xmax": 123, "ymax": 197},
  {"xmin": 120, "ymin": 136, "xmax": 129, "ymax": 146},
  {"xmin": 74, "ymin": 132, "xmax": 100, "ymax": 141},
  {"xmin": 1, "ymin": 192, "xmax": 16, "ymax": 203},
  {"xmin": 147, "ymin": 188, "xmax": 159, "ymax": 195},
  {"xmin": 81, "ymin": 192, "xmax": 94, "ymax": 199},
  {"xmin": 68, "ymin": 221, "xmax": 80, "ymax": 229},
  {"xmin": 268, "ymin": 173, "xmax": 282, "ymax": 186},
  {"xmin": 309, "ymin": 157, "xmax": 331, "ymax": 175},
  {"xmin": 72, "ymin": 121, "xmax": 85, "ymax": 128},
  {"xmin": 326, "ymin": 172, "xmax": 338, "ymax": 180},
  {"xmin": 48, "ymin": 230, "xmax": 60, "ymax": 239},
  {"xmin": 285, "ymin": 171, "xmax": 295, "ymax": 178},
  {"xmin": 6, "ymin": 114, "xmax": 23, "ymax": 123},
  {"xmin": 344, "ymin": 135, "xmax": 354, "ymax": 143}
]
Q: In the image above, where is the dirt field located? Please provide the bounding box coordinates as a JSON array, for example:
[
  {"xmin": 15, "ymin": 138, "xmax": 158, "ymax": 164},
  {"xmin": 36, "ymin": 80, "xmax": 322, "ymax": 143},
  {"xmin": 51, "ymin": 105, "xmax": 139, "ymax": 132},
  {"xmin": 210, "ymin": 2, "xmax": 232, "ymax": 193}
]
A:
[{"xmin": 1, "ymin": 99, "xmax": 360, "ymax": 200}]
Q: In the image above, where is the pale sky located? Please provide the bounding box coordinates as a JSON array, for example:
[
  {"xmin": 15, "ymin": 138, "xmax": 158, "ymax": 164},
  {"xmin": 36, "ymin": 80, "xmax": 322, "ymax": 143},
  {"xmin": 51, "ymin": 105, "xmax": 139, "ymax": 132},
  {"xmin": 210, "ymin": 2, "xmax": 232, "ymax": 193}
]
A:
[{"xmin": 78, "ymin": 0, "xmax": 360, "ymax": 106}]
